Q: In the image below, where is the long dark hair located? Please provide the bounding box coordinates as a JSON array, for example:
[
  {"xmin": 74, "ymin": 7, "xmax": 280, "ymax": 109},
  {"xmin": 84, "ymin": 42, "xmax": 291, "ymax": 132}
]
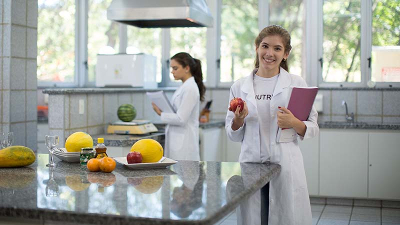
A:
[
  {"xmin": 254, "ymin": 25, "xmax": 292, "ymax": 71},
  {"xmin": 171, "ymin": 52, "xmax": 206, "ymax": 102}
]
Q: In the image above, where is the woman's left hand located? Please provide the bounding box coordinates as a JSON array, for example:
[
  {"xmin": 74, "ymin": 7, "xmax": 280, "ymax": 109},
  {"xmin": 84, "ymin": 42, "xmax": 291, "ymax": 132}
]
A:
[
  {"xmin": 152, "ymin": 103, "xmax": 162, "ymax": 116},
  {"xmin": 277, "ymin": 106, "xmax": 297, "ymax": 128}
]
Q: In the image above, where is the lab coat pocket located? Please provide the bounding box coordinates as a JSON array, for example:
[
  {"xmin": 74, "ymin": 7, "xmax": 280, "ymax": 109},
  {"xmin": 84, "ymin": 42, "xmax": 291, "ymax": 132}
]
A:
[{"xmin": 169, "ymin": 130, "xmax": 185, "ymax": 151}]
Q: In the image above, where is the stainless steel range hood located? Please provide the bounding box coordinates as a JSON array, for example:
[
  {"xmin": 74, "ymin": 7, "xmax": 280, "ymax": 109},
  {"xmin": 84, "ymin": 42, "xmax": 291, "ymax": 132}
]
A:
[{"xmin": 107, "ymin": 0, "xmax": 213, "ymax": 28}]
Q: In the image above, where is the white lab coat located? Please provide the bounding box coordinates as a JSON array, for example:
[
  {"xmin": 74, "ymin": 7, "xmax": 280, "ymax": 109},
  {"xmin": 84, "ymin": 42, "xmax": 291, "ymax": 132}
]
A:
[
  {"xmin": 225, "ymin": 68, "xmax": 319, "ymax": 225},
  {"xmin": 161, "ymin": 77, "xmax": 200, "ymax": 161}
]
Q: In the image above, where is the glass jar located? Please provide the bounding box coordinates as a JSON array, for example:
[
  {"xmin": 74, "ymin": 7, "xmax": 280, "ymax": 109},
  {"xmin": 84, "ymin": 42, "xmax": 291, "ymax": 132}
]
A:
[{"xmin": 80, "ymin": 147, "xmax": 96, "ymax": 165}]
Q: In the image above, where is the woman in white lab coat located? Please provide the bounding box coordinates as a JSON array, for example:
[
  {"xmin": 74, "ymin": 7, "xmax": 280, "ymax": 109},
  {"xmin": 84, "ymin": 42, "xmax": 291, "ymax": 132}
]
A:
[
  {"xmin": 225, "ymin": 25, "xmax": 319, "ymax": 225},
  {"xmin": 152, "ymin": 52, "xmax": 205, "ymax": 161}
]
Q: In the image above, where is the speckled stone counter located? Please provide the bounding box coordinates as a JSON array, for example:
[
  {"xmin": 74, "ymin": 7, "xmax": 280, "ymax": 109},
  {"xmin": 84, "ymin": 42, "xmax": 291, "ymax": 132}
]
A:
[
  {"xmin": 154, "ymin": 120, "xmax": 225, "ymax": 130},
  {"xmin": 318, "ymin": 121, "xmax": 400, "ymax": 130},
  {"xmin": 92, "ymin": 132, "xmax": 165, "ymax": 147},
  {"xmin": 0, "ymin": 154, "xmax": 280, "ymax": 225}
]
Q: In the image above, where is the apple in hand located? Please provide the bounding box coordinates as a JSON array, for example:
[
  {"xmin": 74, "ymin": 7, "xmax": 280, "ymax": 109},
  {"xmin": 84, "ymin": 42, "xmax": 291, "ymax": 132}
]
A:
[
  {"xmin": 229, "ymin": 97, "xmax": 244, "ymax": 113},
  {"xmin": 127, "ymin": 151, "xmax": 143, "ymax": 164}
]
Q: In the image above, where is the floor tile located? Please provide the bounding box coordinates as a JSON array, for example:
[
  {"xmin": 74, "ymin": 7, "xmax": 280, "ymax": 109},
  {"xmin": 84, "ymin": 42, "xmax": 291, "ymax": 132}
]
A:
[
  {"xmin": 382, "ymin": 208, "xmax": 400, "ymax": 216},
  {"xmin": 352, "ymin": 206, "xmax": 381, "ymax": 216},
  {"xmin": 317, "ymin": 219, "xmax": 349, "ymax": 225},
  {"xmin": 312, "ymin": 217, "xmax": 318, "ymax": 225},
  {"xmin": 351, "ymin": 213, "xmax": 381, "ymax": 222},
  {"xmin": 312, "ymin": 204, "xmax": 325, "ymax": 212},
  {"xmin": 354, "ymin": 199, "xmax": 382, "ymax": 208},
  {"xmin": 321, "ymin": 212, "xmax": 351, "ymax": 221},
  {"xmin": 349, "ymin": 222, "xmax": 380, "ymax": 225},
  {"xmin": 382, "ymin": 216, "xmax": 400, "ymax": 223},
  {"xmin": 327, "ymin": 198, "xmax": 354, "ymax": 206},
  {"xmin": 324, "ymin": 205, "xmax": 353, "ymax": 214},
  {"xmin": 313, "ymin": 211, "xmax": 322, "ymax": 219}
]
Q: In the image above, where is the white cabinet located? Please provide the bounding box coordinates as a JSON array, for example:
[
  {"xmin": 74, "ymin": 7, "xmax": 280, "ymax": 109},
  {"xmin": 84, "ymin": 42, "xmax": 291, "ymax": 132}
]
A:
[
  {"xmin": 319, "ymin": 130, "xmax": 368, "ymax": 198},
  {"xmin": 299, "ymin": 135, "xmax": 319, "ymax": 196},
  {"xmin": 368, "ymin": 131, "xmax": 400, "ymax": 200},
  {"xmin": 199, "ymin": 127, "xmax": 224, "ymax": 161}
]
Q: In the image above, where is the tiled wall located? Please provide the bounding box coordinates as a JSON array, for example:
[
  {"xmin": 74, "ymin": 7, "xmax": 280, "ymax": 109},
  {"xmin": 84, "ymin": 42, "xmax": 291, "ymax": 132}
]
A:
[{"xmin": 0, "ymin": 0, "xmax": 38, "ymax": 150}]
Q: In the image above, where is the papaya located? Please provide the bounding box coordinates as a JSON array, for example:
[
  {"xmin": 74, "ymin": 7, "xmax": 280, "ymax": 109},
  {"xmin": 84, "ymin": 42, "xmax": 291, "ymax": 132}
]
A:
[{"xmin": 0, "ymin": 146, "xmax": 36, "ymax": 168}]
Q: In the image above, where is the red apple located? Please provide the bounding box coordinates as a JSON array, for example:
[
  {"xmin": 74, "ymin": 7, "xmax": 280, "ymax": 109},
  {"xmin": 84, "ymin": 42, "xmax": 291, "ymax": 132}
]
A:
[
  {"xmin": 127, "ymin": 151, "xmax": 143, "ymax": 164},
  {"xmin": 229, "ymin": 97, "xmax": 244, "ymax": 113}
]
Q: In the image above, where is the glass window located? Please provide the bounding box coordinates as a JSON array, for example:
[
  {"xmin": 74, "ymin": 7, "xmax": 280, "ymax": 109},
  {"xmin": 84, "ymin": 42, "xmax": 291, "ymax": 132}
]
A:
[
  {"xmin": 371, "ymin": 0, "xmax": 400, "ymax": 82},
  {"xmin": 127, "ymin": 27, "xmax": 162, "ymax": 82},
  {"xmin": 88, "ymin": 0, "xmax": 120, "ymax": 83},
  {"xmin": 170, "ymin": 27, "xmax": 207, "ymax": 82},
  {"xmin": 37, "ymin": 0, "xmax": 75, "ymax": 84},
  {"xmin": 220, "ymin": 0, "xmax": 258, "ymax": 82},
  {"xmin": 269, "ymin": 0, "xmax": 304, "ymax": 77},
  {"xmin": 322, "ymin": 0, "xmax": 361, "ymax": 83}
]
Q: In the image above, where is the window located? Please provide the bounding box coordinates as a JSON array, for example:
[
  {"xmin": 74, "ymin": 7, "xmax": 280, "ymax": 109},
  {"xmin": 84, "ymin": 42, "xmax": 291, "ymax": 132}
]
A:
[
  {"xmin": 127, "ymin": 27, "xmax": 162, "ymax": 82},
  {"xmin": 220, "ymin": 0, "xmax": 258, "ymax": 83},
  {"xmin": 321, "ymin": 0, "xmax": 362, "ymax": 83},
  {"xmin": 170, "ymin": 27, "xmax": 207, "ymax": 82},
  {"xmin": 37, "ymin": 0, "xmax": 75, "ymax": 86},
  {"xmin": 88, "ymin": 0, "xmax": 120, "ymax": 83},
  {"xmin": 269, "ymin": 0, "xmax": 305, "ymax": 77},
  {"xmin": 371, "ymin": 0, "xmax": 400, "ymax": 83}
]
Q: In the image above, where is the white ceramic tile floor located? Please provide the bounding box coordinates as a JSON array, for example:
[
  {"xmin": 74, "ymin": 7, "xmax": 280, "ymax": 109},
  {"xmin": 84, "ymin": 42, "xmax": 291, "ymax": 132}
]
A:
[{"xmin": 215, "ymin": 204, "xmax": 400, "ymax": 225}]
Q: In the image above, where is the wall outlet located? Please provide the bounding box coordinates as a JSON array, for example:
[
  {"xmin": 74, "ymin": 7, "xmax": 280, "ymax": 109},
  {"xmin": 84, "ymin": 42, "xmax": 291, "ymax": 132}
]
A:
[{"xmin": 79, "ymin": 99, "xmax": 85, "ymax": 114}]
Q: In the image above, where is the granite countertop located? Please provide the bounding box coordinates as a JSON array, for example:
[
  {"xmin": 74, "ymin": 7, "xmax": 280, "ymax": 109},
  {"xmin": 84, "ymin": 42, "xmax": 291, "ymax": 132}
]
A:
[
  {"xmin": 318, "ymin": 121, "xmax": 400, "ymax": 130},
  {"xmin": 92, "ymin": 132, "xmax": 165, "ymax": 147},
  {"xmin": 0, "ymin": 154, "xmax": 281, "ymax": 225}
]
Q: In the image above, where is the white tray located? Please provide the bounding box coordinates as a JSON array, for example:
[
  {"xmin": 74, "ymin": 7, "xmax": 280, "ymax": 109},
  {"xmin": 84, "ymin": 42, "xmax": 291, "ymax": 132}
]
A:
[
  {"xmin": 53, "ymin": 152, "xmax": 80, "ymax": 163},
  {"xmin": 114, "ymin": 157, "xmax": 177, "ymax": 170}
]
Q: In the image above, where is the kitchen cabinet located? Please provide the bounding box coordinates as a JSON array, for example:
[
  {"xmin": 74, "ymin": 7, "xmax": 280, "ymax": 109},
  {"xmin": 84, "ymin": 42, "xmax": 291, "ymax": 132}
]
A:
[
  {"xmin": 368, "ymin": 131, "xmax": 400, "ymax": 200},
  {"xmin": 224, "ymin": 136, "xmax": 241, "ymax": 162},
  {"xmin": 319, "ymin": 130, "xmax": 368, "ymax": 198},
  {"xmin": 299, "ymin": 135, "xmax": 319, "ymax": 196},
  {"xmin": 199, "ymin": 127, "xmax": 224, "ymax": 161}
]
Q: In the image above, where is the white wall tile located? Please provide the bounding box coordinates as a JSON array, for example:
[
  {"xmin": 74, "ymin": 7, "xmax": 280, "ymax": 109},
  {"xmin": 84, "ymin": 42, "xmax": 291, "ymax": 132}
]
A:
[
  {"xmin": 26, "ymin": 59, "xmax": 37, "ymax": 89},
  {"xmin": 26, "ymin": 90, "xmax": 37, "ymax": 121},
  {"xmin": 319, "ymin": 90, "xmax": 332, "ymax": 115},
  {"xmin": 10, "ymin": 91, "xmax": 25, "ymax": 122},
  {"xmin": 211, "ymin": 90, "xmax": 230, "ymax": 113},
  {"xmin": 48, "ymin": 95, "xmax": 64, "ymax": 129},
  {"xmin": 27, "ymin": 28, "xmax": 37, "ymax": 59},
  {"xmin": 383, "ymin": 116, "xmax": 400, "ymax": 124},
  {"xmin": 3, "ymin": 0, "xmax": 11, "ymax": 24},
  {"xmin": 0, "ymin": 0, "xmax": 3, "ymax": 23},
  {"xmin": 27, "ymin": 0, "xmax": 38, "ymax": 28},
  {"xmin": 104, "ymin": 94, "xmax": 118, "ymax": 123},
  {"xmin": 88, "ymin": 125, "xmax": 104, "ymax": 136},
  {"xmin": 26, "ymin": 121, "xmax": 37, "ymax": 151},
  {"xmin": 2, "ymin": 91, "xmax": 10, "ymax": 123},
  {"xmin": 64, "ymin": 95, "xmax": 69, "ymax": 129},
  {"xmin": 357, "ymin": 116, "xmax": 382, "ymax": 123},
  {"xmin": 11, "ymin": 0, "xmax": 26, "ymax": 26},
  {"xmin": 357, "ymin": 91, "xmax": 382, "ymax": 116},
  {"xmin": 88, "ymin": 94, "xmax": 103, "ymax": 126},
  {"xmin": 11, "ymin": 122, "xmax": 26, "ymax": 146},
  {"xmin": 332, "ymin": 90, "xmax": 356, "ymax": 115},
  {"xmin": 2, "ymin": 25, "xmax": 10, "ymax": 57},
  {"xmin": 0, "ymin": 26, "xmax": 2, "ymax": 57},
  {"xmin": 132, "ymin": 93, "xmax": 144, "ymax": 119},
  {"xmin": 11, "ymin": 26, "xmax": 26, "ymax": 58},
  {"xmin": 69, "ymin": 94, "xmax": 87, "ymax": 129},
  {"xmin": 0, "ymin": 59, "xmax": 2, "ymax": 88},
  {"xmin": 117, "ymin": 93, "xmax": 132, "ymax": 105},
  {"xmin": 383, "ymin": 91, "xmax": 400, "ymax": 116},
  {"xmin": 10, "ymin": 58, "xmax": 26, "ymax": 90}
]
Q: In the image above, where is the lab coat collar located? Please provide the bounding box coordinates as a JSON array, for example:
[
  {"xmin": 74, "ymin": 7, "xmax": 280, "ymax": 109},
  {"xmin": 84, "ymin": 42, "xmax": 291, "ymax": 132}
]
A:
[{"xmin": 241, "ymin": 67, "xmax": 291, "ymax": 108}]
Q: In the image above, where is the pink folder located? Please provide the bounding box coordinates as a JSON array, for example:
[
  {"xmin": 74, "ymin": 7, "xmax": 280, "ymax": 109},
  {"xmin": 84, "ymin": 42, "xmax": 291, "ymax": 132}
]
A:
[{"xmin": 287, "ymin": 87, "xmax": 319, "ymax": 121}]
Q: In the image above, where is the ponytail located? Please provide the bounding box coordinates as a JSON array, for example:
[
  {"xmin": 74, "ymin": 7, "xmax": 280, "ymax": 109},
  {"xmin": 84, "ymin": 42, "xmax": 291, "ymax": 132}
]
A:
[{"xmin": 171, "ymin": 52, "xmax": 206, "ymax": 102}]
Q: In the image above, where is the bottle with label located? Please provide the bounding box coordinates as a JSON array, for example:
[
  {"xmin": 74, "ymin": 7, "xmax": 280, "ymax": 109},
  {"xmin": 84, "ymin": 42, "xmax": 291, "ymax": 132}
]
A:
[
  {"xmin": 80, "ymin": 147, "xmax": 96, "ymax": 165},
  {"xmin": 95, "ymin": 138, "xmax": 108, "ymax": 159}
]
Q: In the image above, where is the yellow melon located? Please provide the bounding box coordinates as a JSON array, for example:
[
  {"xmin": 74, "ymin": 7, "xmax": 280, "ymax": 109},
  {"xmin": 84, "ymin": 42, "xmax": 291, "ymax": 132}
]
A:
[
  {"xmin": 130, "ymin": 139, "xmax": 163, "ymax": 163},
  {"xmin": 65, "ymin": 132, "xmax": 93, "ymax": 152}
]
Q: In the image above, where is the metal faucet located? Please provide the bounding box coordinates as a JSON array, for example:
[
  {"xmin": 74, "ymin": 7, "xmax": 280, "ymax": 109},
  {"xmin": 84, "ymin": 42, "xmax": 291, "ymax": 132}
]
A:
[{"xmin": 341, "ymin": 100, "xmax": 354, "ymax": 123}]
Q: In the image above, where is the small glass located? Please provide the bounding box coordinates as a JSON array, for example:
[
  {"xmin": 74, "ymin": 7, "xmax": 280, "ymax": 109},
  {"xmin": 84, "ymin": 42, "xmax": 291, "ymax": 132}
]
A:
[
  {"xmin": 45, "ymin": 135, "xmax": 59, "ymax": 167},
  {"xmin": 1, "ymin": 132, "xmax": 13, "ymax": 148},
  {"xmin": 46, "ymin": 167, "xmax": 59, "ymax": 197}
]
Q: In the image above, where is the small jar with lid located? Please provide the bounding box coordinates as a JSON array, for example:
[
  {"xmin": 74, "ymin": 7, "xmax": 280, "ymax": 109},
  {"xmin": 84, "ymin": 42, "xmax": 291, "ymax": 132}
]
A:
[
  {"xmin": 95, "ymin": 138, "xmax": 108, "ymax": 159},
  {"xmin": 80, "ymin": 147, "xmax": 96, "ymax": 165}
]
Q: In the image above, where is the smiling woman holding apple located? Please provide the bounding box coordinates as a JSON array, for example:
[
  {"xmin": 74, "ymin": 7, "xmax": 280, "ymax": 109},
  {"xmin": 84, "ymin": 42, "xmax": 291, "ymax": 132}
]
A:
[
  {"xmin": 152, "ymin": 52, "xmax": 206, "ymax": 161},
  {"xmin": 225, "ymin": 25, "xmax": 319, "ymax": 225}
]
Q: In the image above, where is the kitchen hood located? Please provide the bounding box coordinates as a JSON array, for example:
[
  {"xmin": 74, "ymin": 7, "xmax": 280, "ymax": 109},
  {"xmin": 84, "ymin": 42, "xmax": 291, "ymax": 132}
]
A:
[{"xmin": 107, "ymin": 0, "xmax": 213, "ymax": 28}]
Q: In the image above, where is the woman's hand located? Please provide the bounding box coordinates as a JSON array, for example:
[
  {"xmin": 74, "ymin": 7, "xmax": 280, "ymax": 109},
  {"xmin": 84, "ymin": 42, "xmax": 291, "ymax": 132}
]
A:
[
  {"xmin": 152, "ymin": 103, "xmax": 162, "ymax": 116},
  {"xmin": 231, "ymin": 101, "xmax": 249, "ymax": 131},
  {"xmin": 277, "ymin": 106, "xmax": 306, "ymax": 136}
]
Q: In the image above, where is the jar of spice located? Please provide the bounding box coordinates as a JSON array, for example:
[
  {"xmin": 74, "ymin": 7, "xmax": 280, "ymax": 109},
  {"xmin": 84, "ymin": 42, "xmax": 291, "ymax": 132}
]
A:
[
  {"xmin": 80, "ymin": 147, "xmax": 96, "ymax": 165},
  {"xmin": 95, "ymin": 138, "xmax": 108, "ymax": 159}
]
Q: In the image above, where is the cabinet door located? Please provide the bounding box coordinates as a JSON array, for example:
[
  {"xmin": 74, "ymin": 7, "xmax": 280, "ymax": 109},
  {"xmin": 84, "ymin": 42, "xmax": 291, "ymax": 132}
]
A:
[
  {"xmin": 299, "ymin": 134, "xmax": 319, "ymax": 196},
  {"xmin": 320, "ymin": 130, "xmax": 368, "ymax": 198},
  {"xmin": 200, "ymin": 127, "xmax": 223, "ymax": 161},
  {"xmin": 369, "ymin": 132, "xmax": 400, "ymax": 200}
]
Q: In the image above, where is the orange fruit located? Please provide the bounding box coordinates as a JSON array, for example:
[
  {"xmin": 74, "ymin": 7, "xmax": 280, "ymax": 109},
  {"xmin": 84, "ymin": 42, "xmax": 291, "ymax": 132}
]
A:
[
  {"xmin": 99, "ymin": 157, "xmax": 116, "ymax": 173},
  {"xmin": 87, "ymin": 158, "xmax": 101, "ymax": 172}
]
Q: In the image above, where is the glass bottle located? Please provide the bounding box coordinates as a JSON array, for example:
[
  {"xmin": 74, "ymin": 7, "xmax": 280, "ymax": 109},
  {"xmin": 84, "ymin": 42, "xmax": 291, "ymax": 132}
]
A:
[{"xmin": 95, "ymin": 138, "xmax": 108, "ymax": 159}]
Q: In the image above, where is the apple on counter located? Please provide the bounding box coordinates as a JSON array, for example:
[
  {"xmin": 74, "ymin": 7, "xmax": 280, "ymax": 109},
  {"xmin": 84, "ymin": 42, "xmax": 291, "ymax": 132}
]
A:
[{"xmin": 127, "ymin": 151, "xmax": 143, "ymax": 164}]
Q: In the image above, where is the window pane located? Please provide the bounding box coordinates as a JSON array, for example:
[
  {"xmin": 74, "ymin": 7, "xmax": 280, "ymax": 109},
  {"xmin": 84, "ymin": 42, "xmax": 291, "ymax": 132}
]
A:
[
  {"xmin": 269, "ymin": 0, "xmax": 304, "ymax": 77},
  {"xmin": 170, "ymin": 28, "xmax": 207, "ymax": 82},
  {"xmin": 88, "ymin": 0, "xmax": 120, "ymax": 83},
  {"xmin": 220, "ymin": 0, "xmax": 258, "ymax": 82},
  {"xmin": 127, "ymin": 28, "xmax": 162, "ymax": 82},
  {"xmin": 322, "ymin": 0, "xmax": 361, "ymax": 83},
  {"xmin": 371, "ymin": 0, "xmax": 400, "ymax": 82},
  {"xmin": 38, "ymin": 0, "xmax": 75, "ymax": 83}
]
